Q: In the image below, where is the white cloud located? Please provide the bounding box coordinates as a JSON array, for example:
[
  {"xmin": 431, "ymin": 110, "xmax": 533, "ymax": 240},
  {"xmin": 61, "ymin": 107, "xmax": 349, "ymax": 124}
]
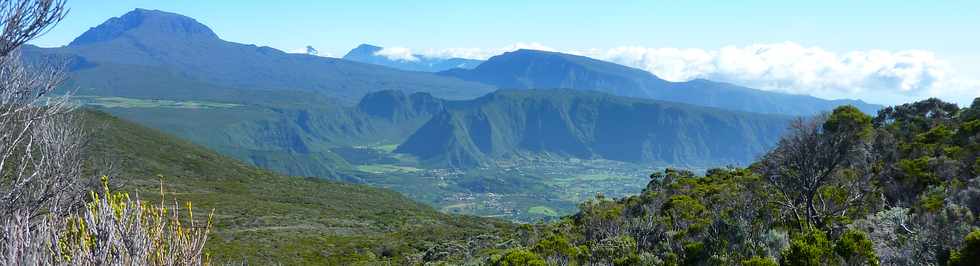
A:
[
  {"xmin": 286, "ymin": 46, "xmax": 333, "ymax": 58},
  {"xmin": 574, "ymin": 42, "xmax": 977, "ymax": 105},
  {"xmin": 374, "ymin": 47, "xmax": 419, "ymax": 61},
  {"xmin": 417, "ymin": 42, "xmax": 556, "ymax": 60}
]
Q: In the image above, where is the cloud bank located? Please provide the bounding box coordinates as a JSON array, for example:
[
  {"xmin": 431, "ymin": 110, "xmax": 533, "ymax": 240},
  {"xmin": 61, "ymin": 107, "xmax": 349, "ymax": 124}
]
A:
[
  {"xmin": 573, "ymin": 42, "xmax": 975, "ymax": 105},
  {"xmin": 375, "ymin": 47, "xmax": 419, "ymax": 61},
  {"xmin": 389, "ymin": 42, "xmax": 978, "ymax": 105}
]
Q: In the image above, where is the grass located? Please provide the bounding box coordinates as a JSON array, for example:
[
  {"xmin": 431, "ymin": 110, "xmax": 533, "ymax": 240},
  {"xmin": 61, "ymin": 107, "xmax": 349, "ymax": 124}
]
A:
[
  {"xmin": 373, "ymin": 144, "xmax": 400, "ymax": 153},
  {"xmin": 356, "ymin": 164, "xmax": 419, "ymax": 174},
  {"xmin": 356, "ymin": 164, "xmax": 421, "ymax": 174},
  {"xmin": 527, "ymin": 206, "xmax": 559, "ymax": 217},
  {"xmin": 555, "ymin": 173, "xmax": 629, "ymax": 182}
]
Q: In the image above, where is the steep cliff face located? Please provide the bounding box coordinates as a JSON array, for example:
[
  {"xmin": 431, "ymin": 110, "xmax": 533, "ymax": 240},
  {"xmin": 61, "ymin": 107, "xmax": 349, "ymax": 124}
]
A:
[{"xmin": 397, "ymin": 89, "xmax": 790, "ymax": 168}]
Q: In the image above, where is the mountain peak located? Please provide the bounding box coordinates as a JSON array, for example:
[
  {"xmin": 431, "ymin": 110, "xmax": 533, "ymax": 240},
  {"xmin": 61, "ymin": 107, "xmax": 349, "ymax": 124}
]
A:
[
  {"xmin": 343, "ymin": 44, "xmax": 383, "ymax": 58},
  {"xmin": 69, "ymin": 9, "xmax": 218, "ymax": 46}
]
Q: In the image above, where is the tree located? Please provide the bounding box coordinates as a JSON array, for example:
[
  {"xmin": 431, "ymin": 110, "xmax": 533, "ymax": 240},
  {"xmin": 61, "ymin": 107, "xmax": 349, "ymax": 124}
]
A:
[{"xmin": 758, "ymin": 106, "xmax": 876, "ymax": 231}]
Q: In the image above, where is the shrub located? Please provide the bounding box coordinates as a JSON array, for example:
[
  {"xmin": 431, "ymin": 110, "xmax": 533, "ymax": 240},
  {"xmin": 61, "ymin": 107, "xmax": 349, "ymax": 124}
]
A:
[
  {"xmin": 1, "ymin": 178, "xmax": 214, "ymax": 265},
  {"xmin": 741, "ymin": 256, "xmax": 778, "ymax": 266},
  {"xmin": 780, "ymin": 229, "xmax": 836, "ymax": 266},
  {"xmin": 949, "ymin": 230, "xmax": 980, "ymax": 266},
  {"xmin": 487, "ymin": 248, "xmax": 546, "ymax": 266},
  {"xmin": 834, "ymin": 229, "xmax": 879, "ymax": 266}
]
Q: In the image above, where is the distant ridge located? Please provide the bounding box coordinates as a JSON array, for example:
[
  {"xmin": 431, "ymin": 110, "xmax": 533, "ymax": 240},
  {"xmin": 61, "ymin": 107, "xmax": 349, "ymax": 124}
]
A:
[
  {"xmin": 39, "ymin": 9, "xmax": 495, "ymax": 102},
  {"xmin": 440, "ymin": 49, "xmax": 881, "ymax": 116},
  {"xmin": 396, "ymin": 89, "xmax": 790, "ymax": 168}
]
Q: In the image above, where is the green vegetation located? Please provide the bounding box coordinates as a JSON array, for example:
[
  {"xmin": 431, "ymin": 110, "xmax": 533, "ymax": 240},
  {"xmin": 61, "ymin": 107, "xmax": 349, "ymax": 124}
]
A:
[
  {"xmin": 397, "ymin": 89, "xmax": 789, "ymax": 168},
  {"xmin": 527, "ymin": 206, "xmax": 558, "ymax": 217},
  {"xmin": 82, "ymin": 110, "xmax": 512, "ymax": 264},
  {"xmin": 428, "ymin": 98, "xmax": 979, "ymax": 265},
  {"xmin": 355, "ymin": 164, "xmax": 421, "ymax": 174}
]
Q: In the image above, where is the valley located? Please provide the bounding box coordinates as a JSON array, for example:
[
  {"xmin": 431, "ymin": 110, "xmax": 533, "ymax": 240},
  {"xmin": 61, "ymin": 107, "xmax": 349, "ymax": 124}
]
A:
[{"xmin": 333, "ymin": 143, "xmax": 661, "ymax": 222}]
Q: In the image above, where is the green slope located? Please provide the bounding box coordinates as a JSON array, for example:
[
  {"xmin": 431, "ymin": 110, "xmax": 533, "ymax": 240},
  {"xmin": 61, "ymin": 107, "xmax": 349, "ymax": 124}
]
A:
[
  {"xmin": 82, "ymin": 110, "xmax": 511, "ymax": 264},
  {"xmin": 88, "ymin": 90, "xmax": 442, "ymax": 180},
  {"xmin": 397, "ymin": 89, "xmax": 791, "ymax": 168}
]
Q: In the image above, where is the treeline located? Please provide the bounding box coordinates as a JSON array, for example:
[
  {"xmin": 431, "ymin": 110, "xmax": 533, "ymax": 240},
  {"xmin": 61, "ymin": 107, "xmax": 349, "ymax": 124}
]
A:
[{"xmin": 458, "ymin": 98, "xmax": 980, "ymax": 265}]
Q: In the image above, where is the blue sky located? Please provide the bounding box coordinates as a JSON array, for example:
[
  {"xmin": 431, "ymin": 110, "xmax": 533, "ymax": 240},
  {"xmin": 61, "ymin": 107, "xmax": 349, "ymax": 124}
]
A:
[{"xmin": 30, "ymin": 0, "xmax": 979, "ymax": 105}]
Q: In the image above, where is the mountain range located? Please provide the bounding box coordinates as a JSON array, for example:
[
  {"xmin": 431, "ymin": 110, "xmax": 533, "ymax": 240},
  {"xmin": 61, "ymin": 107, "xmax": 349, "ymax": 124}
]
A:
[
  {"xmin": 22, "ymin": 8, "xmax": 881, "ymax": 179},
  {"xmin": 396, "ymin": 89, "xmax": 789, "ymax": 168},
  {"xmin": 343, "ymin": 43, "xmax": 482, "ymax": 72},
  {"xmin": 440, "ymin": 49, "xmax": 881, "ymax": 116},
  {"xmin": 36, "ymin": 8, "xmax": 494, "ymax": 103}
]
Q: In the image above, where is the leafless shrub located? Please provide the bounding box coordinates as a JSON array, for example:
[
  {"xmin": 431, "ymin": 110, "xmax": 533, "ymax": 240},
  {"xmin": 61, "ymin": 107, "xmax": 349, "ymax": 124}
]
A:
[
  {"xmin": 758, "ymin": 116, "xmax": 877, "ymax": 232},
  {"xmin": 2, "ymin": 179, "xmax": 214, "ymax": 265},
  {"xmin": 0, "ymin": 0, "xmax": 66, "ymax": 56},
  {"xmin": 0, "ymin": 0, "xmax": 78, "ymax": 220}
]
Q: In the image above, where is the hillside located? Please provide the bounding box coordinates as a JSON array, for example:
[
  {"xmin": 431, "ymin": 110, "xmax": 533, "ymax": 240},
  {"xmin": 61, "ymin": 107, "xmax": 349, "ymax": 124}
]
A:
[
  {"xmin": 343, "ymin": 43, "xmax": 482, "ymax": 72},
  {"xmin": 465, "ymin": 97, "xmax": 980, "ymax": 265},
  {"xmin": 440, "ymin": 49, "xmax": 881, "ymax": 116},
  {"xmin": 91, "ymin": 89, "xmax": 444, "ymax": 180},
  {"xmin": 82, "ymin": 110, "xmax": 512, "ymax": 264},
  {"xmin": 396, "ymin": 89, "xmax": 790, "ymax": 168},
  {"xmin": 32, "ymin": 9, "xmax": 494, "ymax": 103}
]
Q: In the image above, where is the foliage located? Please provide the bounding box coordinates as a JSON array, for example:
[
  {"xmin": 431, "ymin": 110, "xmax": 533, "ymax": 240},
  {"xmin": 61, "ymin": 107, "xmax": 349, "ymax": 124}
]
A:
[
  {"xmin": 742, "ymin": 256, "xmax": 778, "ymax": 266},
  {"xmin": 470, "ymin": 98, "xmax": 980, "ymax": 265},
  {"xmin": 759, "ymin": 106, "xmax": 876, "ymax": 231},
  {"xmin": 833, "ymin": 229, "xmax": 879, "ymax": 266},
  {"xmin": 487, "ymin": 248, "xmax": 546, "ymax": 266},
  {"xmin": 55, "ymin": 177, "xmax": 212, "ymax": 265},
  {"xmin": 81, "ymin": 111, "xmax": 513, "ymax": 264},
  {"xmin": 1, "ymin": 177, "xmax": 213, "ymax": 265},
  {"xmin": 397, "ymin": 89, "xmax": 789, "ymax": 168},
  {"xmin": 780, "ymin": 229, "xmax": 836, "ymax": 266},
  {"xmin": 949, "ymin": 230, "xmax": 980, "ymax": 266}
]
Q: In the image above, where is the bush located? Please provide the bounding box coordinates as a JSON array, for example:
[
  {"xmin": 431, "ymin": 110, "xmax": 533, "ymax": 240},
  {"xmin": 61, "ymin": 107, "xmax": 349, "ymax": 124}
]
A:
[
  {"xmin": 780, "ymin": 229, "xmax": 836, "ymax": 266},
  {"xmin": 949, "ymin": 230, "xmax": 980, "ymax": 266},
  {"xmin": 1, "ymin": 178, "xmax": 214, "ymax": 265},
  {"xmin": 834, "ymin": 229, "xmax": 879, "ymax": 266},
  {"xmin": 488, "ymin": 248, "xmax": 546, "ymax": 266},
  {"xmin": 742, "ymin": 256, "xmax": 778, "ymax": 266}
]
